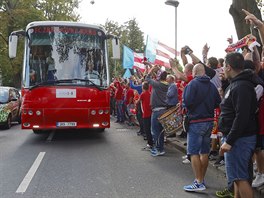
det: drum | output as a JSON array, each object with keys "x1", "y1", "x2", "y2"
[{"x1": 158, "y1": 103, "x2": 183, "y2": 136}]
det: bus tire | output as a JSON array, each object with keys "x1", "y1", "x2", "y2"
[{"x1": 97, "y1": 128, "x2": 105, "y2": 133}]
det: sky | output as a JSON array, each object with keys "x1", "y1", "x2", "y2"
[{"x1": 78, "y1": 0, "x2": 239, "y2": 61}]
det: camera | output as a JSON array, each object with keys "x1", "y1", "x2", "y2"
[{"x1": 184, "y1": 46, "x2": 192, "y2": 55}]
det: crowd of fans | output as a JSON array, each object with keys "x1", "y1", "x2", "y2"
[{"x1": 108, "y1": 9, "x2": 264, "y2": 198}]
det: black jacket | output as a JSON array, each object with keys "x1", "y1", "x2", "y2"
[{"x1": 218, "y1": 70, "x2": 258, "y2": 146}]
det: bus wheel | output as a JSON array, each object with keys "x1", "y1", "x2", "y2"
[
  {"x1": 97, "y1": 128, "x2": 105, "y2": 133},
  {"x1": 4, "y1": 115, "x2": 12, "y2": 129},
  {"x1": 33, "y1": 129, "x2": 44, "y2": 134}
]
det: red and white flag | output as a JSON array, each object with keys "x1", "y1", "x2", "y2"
[
  {"x1": 123, "y1": 45, "x2": 145, "y2": 71},
  {"x1": 145, "y1": 35, "x2": 179, "y2": 68}
]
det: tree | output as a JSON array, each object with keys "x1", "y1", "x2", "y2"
[
  {"x1": 103, "y1": 18, "x2": 145, "y2": 79},
  {"x1": 0, "y1": 0, "x2": 81, "y2": 87},
  {"x1": 122, "y1": 18, "x2": 144, "y2": 53},
  {"x1": 36, "y1": 0, "x2": 80, "y2": 21},
  {"x1": 103, "y1": 20, "x2": 123, "y2": 79},
  {"x1": 230, "y1": 0, "x2": 262, "y2": 43}
]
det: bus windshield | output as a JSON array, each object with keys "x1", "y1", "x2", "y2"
[{"x1": 26, "y1": 26, "x2": 107, "y2": 87}]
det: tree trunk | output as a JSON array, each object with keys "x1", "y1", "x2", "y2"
[{"x1": 230, "y1": 0, "x2": 262, "y2": 43}]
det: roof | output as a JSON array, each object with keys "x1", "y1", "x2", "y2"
[{"x1": 26, "y1": 21, "x2": 106, "y2": 33}]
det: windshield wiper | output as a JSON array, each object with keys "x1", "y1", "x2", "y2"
[
  {"x1": 29, "y1": 79, "x2": 103, "y2": 91},
  {"x1": 73, "y1": 78, "x2": 103, "y2": 91},
  {"x1": 29, "y1": 81, "x2": 57, "y2": 90}
]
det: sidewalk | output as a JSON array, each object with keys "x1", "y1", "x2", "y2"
[{"x1": 166, "y1": 128, "x2": 264, "y2": 198}]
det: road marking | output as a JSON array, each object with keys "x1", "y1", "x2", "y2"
[
  {"x1": 16, "y1": 152, "x2": 46, "y2": 194},
  {"x1": 46, "y1": 131, "x2": 55, "y2": 142}
]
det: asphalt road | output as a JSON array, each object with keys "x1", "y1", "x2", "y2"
[{"x1": 0, "y1": 118, "x2": 227, "y2": 198}]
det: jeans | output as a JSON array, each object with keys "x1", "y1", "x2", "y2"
[
  {"x1": 116, "y1": 100, "x2": 124, "y2": 122},
  {"x1": 224, "y1": 135, "x2": 256, "y2": 184},
  {"x1": 136, "y1": 103, "x2": 144, "y2": 133},
  {"x1": 151, "y1": 109, "x2": 166, "y2": 152},
  {"x1": 143, "y1": 117, "x2": 153, "y2": 147},
  {"x1": 110, "y1": 97, "x2": 116, "y2": 115},
  {"x1": 187, "y1": 121, "x2": 214, "y2": 155}
]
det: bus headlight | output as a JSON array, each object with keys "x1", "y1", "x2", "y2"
[
  {"x1": 23, "y1": 123, "x2": 30, "y2": 127},
  {"x1": 91, "y1": 110, "x2": 96, "y2": 115},
  {"x1": 104, "y1": 110, "x2": 109, "y2": 114},
  {"x1": 28, "y1": 110, "x2": 33, "y2": 115},
  {"x1": 98, "y1": 110, "x2": 104, "y2": 115},
  {"x1": 102, "y1": 122, "x2": 109, "y2": 126},
  {"x1": 36, "y1": 111, "x2": 41, "y2": 116}
]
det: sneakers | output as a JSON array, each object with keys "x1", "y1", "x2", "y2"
[
  {"x1": 182, "y1": 158, "x2": 191, "y2": 164},
  {"x1": 141, "y1": 144, "x2": 152, "y2": 151},
  {"x1": 215, "y1": 188, "x2": 234, "y2": 198},
  {"x1": 252, "y1": 172, "x2": 264, "y2": 188},
  {"x1": 209, "y1": 150, "x2": 219, "y2": 161},
  {"x1": 151, "y1": 148, "x2": 165, "y2": 157},
  {"x1": 179, "y1": 131, "x2": 187, "y2": 138},
  {"x1": 182, "y1": 155, "x2": 191, "y2": 164},
  {"x1": 183, "y1": 180, "x2": 206, "y2": 192},
  {"x1": 214, "y1": 156, "x2": 225, "y2": 167}
]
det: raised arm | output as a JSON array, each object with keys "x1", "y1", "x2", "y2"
[
  {"x1": 202, "y1": 43, "x2": 210, "y2": 64},
  {"x1": 169, "y1": 58, "x2": 188, "y2": 82},
  {"x1": 243, "y1": 9, "x2": 264, "y2": 45},
  {"x1": 180, "y1": 47, "x2": 188, "y2": 66}
]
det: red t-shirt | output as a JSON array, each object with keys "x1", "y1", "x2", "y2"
[
  {"x1": 125, "y1": 88, "x2": 134, "y2": 105},
  {"x1": 140, "y1": 90, "x2": 152, "y2": 118},
  {"x1": 114, "y1": 82, "x2": 123, "y2": 100},
  {"x1": 109, "y1": 85, "x2": 115, "y2": 97},
  {"x1": 177, "y1": 75, "x2": 193, "y2": 103}
]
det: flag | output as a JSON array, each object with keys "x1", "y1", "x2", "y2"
[
  {"x1": 145, "y1": 35, "x2": 179, "y2": 68},
  {"x1": 122, "y1": 45, "x2": 145, "y2": 71},
  {"x1": 123, "y1": 69, "x2": 131, "y2": 79}
]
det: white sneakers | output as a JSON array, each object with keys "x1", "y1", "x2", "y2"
[
  {"x1": 252, "y1": 172, "x2": 264, "y2": 188},
  {"x1": 182, "y1": 155, "x2": 191, "y2": 164}
]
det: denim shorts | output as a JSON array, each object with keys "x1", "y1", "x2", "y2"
[
  {"x1": 187, "y1": 121, "x2": 214, "y2": 155},
  {"x1": 256, "y1": 135, "x2": 264, "y2": 150},
  {"x1": 225, "y1": 135, "x2": 256, "y2": 184}
]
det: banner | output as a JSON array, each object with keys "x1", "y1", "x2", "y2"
[
  {"x1": 122, "y1": 45, "x2": 145, "y2": 71},
  {"x1": 145, "y1": 35, "x2": 179, "y2": 68}
]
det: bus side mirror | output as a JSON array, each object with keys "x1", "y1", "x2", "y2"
[
  {"x1": 9, "y1": 35, "x2": 18, "y2": 58},
  {"x1": 112, "y1": 38, "x2": 120, "y2": 59}
]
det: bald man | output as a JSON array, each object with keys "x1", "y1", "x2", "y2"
[{"x1": 183, "y1": 63, "x2": 221, "y2": 192}]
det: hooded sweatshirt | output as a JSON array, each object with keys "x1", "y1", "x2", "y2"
[
  {"x1": 183, "y1": 75, "x2": 221, "y2": 121},
  {"x1": 218, "y1": 70, "x2": 258, "y2": 146}
]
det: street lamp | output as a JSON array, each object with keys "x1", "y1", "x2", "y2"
[{"x1": 165, "y1": 0, "x2": 179, "y2": 58}]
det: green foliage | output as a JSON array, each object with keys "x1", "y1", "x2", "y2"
[
  {"x1": 0, "y1": 1, "x2": 145, "y2": 84},
  {"x1": 103, "y1": 18, "x2": 145, "y2": 80},
  {"x1": 0, "y1": 0, "x2": 81, "y2": 87}
]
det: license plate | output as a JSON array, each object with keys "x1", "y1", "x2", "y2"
[{"x1": 56, "y1": 122, "x2": 77, "y2": 127}]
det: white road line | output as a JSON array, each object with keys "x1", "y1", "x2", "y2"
[
  {"x1": 46, "y1": 131, "x2": 55, "y2": 142},
  {"x1": 16, "y1": 152, "x2": 46, "y2": 194}
]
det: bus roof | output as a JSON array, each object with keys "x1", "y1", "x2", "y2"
[{"x1": 26, "y1": 21, "x2": 106, "y2": 33}]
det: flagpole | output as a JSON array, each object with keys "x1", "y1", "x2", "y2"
[{"x1": 165, "y1": 0, "x2": 179, "y2": 58}]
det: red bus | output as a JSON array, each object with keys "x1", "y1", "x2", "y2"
[{"x1": 9, "y1": 21, "x2": 120, "y2": 134}]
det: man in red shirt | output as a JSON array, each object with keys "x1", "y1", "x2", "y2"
[
  {"x1": 109, "y1": 83, "x2": 116, "y2": 116},
  {"x1": 125, "y1": 82, "x2": 135, "y2": 125},
  {"x1": 114, "y1": 80, "x2": 125, "y2": 123},
  {"x1": 139, "y1": 82, "x2": 153, "y2": 149}
]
